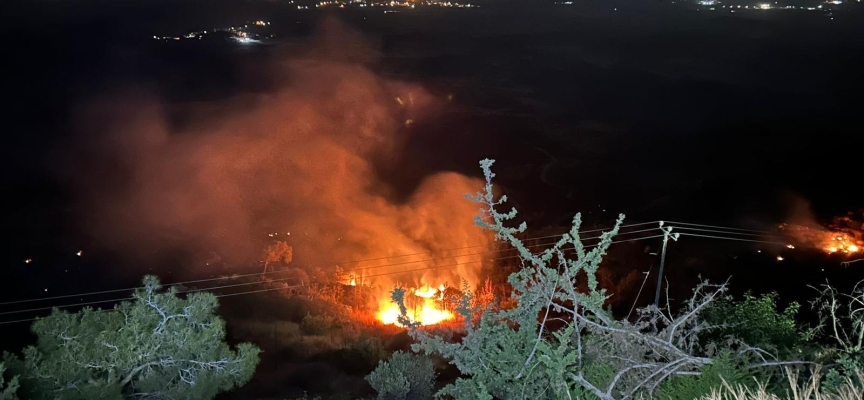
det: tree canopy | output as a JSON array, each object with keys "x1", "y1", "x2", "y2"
[{"x1": 4, "y1": 276, "x2": 260, "y2": 400}]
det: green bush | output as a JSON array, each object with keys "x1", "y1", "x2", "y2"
[
  {"x1": 811, "y1": 281, "x2": 864, "y2": 392},
  {"x1": 3, "y1": 276, "x2": 259, "y2": 400},
  {"x1": 656, "y1": 353, "x2": 753, "y2": 400},
  {"x1": 702, "y1": 292, "x2": 812, "y2": 359},
  {"x1": 300, "y1": 312, "x2": 338, "y2": 335},
  {"x1": 366, "y1": 351, "x2": 436, "y2": 400},
  {"x1": 0, "y1": 362, "x2": 19, "y2": 400}
]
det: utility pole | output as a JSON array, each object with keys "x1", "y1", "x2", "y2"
[{"x1": 653, "y1": 222, "x2": 680, "y2": 308}]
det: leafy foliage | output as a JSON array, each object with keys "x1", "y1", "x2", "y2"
[
  {"x1": 300, "y1": 312, "x2": 338, "y2": 335},
  {"x1": 390, "y1": 159, "x2": 800, "y2": 400},
  {"x1": 656, "y1": 353, "x2": 752, "y2": 400},
  {"x1": 702, "y1": 293, "x2": 813, "y2": 359},
  {"x1": 811, "y1": 280, "x2": 864, "y2": 392},
  {"x1": 5, "y1": 276, "x2": 260, "y2": 400},
  {"x1": 366, "y1": 351, "x2": 436, "y2": 400},
  {"x1": 0, "y1": 363, "x2": 19, "y2": 400}
]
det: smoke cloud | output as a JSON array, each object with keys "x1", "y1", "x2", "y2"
[{"x1": 62, "y1": 20, "x2": 492, "y2": 290}]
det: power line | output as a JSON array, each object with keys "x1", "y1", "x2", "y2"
[
  {"x1": 662, "y1": 221, "x2": 773, "y2": 234},
  {"x1": 0, "y1": 284, "x2": 306, "y2": 326},
  {"x1": 339, "y1": 226, "x2": 663, "y2": 274},
  {"x1": 677, "y1": 233, "x2": 789, "y2": 246},
  {"x1": 333, "y1": 220, "x2": 661, "y2": 265},
  {"x1": 0, "y1": 276, "x2": 302, "y2": 317},
  {"x1": 1, "y1": 223, "x2": 794, "y2": 317},
  {"x1": 0, "y1": 232, "x2": 668, "y2": 323},
  {"x1": 666, "y1": 225, "x2": 784, "y2": 239},
  {"x1": 3, "y1": 227, "x2": 805, "y2": 325},
  {"x1": 2, "y1": 220, "x2": 789, "y2": 309},
  {"x1": 1, "y1": 223, "x2": 660, "y2": 308},
  {"x1": 0, "y1": 269, "x2": 303, "y2": 307}
]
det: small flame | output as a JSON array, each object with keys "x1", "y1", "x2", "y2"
[
  {"x1": 413, "y1": 286, "x2": 438, "y2": 298},
  {"x1": 349, "y1": 278, "x2": 356, "y2": 286}
]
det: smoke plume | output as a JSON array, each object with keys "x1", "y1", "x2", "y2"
[{"x1": 62, "y1": 20, "x2": 492, "y2": 291}]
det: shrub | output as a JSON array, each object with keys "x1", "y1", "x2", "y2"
[
  {"x1": 391, "y1": 159, "x2": 805, "y2": 400},
  {"x1": 702, "y1": 293, "x2": 812, "y2": 360},
  {"x1": 366, "y1": 351, "x2": 436, "y2": 400},
  {"x1": 3, "y1": 276, "x2": 259, "y2": 400},
  {"x1": 656, "y1": 353, "x2": 753, "y2": 400},
  {"x1": 301, "y1": 312, "x2": 338, "y2": 335},
  {"x1": 0, "y1": 362, "x2": 19, "y2": 400},
  {"x1": 811, "y1": 280, "x2": 864, "y2": 392}
]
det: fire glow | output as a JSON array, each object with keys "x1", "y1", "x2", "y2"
[
  {"x1": 779, "y1": 223, "x2": 863, "y2": 255},
  {"x1": 376, "y1": 284, "x2": 454, "y2": 326},
  {"x1": 826, "y1": 235, "x2": 860, "y2": 254}
]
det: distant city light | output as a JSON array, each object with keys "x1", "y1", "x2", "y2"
[{"x1": 759, "y1": 3, "x2": 772, "y2": 9}]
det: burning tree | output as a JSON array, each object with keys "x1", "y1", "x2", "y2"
[
  {"x1": 391, "y1": 159, "x2": 798, "y2": 400},
  {"x1": 262, "y1": 241, "x2": 294, "y2": 273}
]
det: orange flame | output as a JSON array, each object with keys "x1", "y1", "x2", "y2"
[
  {"x1": 375, "y1": 284, "x2": 454, "y2": 326},
  {"x1": 779, "y1": 223, "x2": 863, "y2": 255}
]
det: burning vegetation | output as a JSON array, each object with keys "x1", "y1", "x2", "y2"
[
  {"x1": 66, "y1": 20, "x2": 496, "y2": 331},
  {"x1": 779, "y1": 210, "x2": 864, "y2": 256}
]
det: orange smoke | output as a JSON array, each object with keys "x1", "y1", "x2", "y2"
[{"x1": 63, "y1": 20, "x2": 491, "y2": 320}]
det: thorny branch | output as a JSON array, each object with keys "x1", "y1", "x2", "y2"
[{"x1": 396, "y1": 159, "x2": 806, "y2": 400}]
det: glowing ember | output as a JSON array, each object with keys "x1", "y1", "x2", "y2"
[
  {"x1": 349, "y1": 278, "x2": 356, "y2": 286},
  {"x1": 826, "y1": 234, "x2": 861, "y2": 254}
]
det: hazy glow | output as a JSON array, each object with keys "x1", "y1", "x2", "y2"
[{"x1": 68, "y1": 21, "x2": 491, "y2": 321}]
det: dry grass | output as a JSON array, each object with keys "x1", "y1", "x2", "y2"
[{"x1": 700, "y1": 368, "x2": 863, "y2": 400}]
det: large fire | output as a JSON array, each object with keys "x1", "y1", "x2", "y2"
[{"x1": 376, "y1": 284, "x2": 454, "y2": 326}]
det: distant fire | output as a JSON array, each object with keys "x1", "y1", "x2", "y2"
[
  {"x1": 779, "y1": 215, "x2": 863, "y2": 255},
  {"x1": 375, "y1": 284, "x2": 454, "y2": 326}
]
